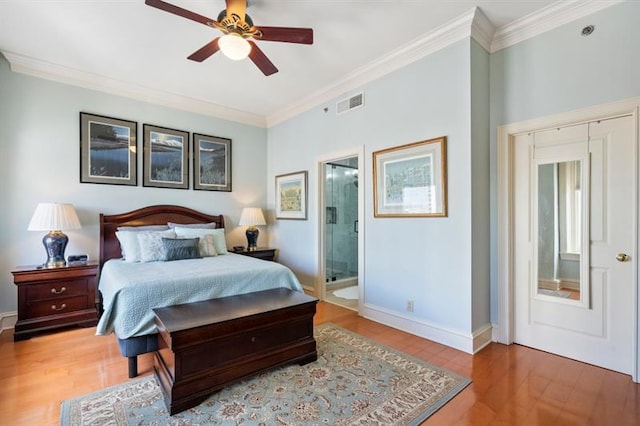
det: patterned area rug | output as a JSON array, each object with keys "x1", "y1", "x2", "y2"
[{"x1": 60, "y1": 323, "x2": 470, "y2": 425}]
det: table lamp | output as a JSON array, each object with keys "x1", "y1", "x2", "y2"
[
  {"x1": 238, "y1": 207, "x2": 266, "y2": 251},
  {"x1": 28, "y1": 203, "x2": 81, "y2": 268}
]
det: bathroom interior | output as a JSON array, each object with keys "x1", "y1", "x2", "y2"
[{"x1": 323, "y1": 156, "x2": 359, "y2": 310}]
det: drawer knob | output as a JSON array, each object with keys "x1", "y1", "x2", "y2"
[
  {"x1": 51, "y1": 304, "x2": 67, "y2": 311},
  {"x1": 51, "y1": 287, "x2": 66, "y2": 294},
  {"x1": 251, "y1": 336, "x2": 256, "y2": 343}
]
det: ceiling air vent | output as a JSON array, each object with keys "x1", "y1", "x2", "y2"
[{"x1": 336, "y1": 92, "x2": 364, "y2": 115}]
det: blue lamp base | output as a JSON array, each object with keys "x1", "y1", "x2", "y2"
[
  {"x1": 245, "y1": 227, "x2": 259, "y2": 251},
  {"x1": 42, "y1": 231, "x2": 68, "y2": 268}
]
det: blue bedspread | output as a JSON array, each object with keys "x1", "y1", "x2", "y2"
[{"x1": 96, "y1": 254, "x2": 303, "y2": 339}]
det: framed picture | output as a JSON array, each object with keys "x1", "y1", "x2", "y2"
[
  {"x1": 142, "y1": 124, "x2": 189, "y2": 189},
  {"x1": 373, "y1": 136, "x2": 447, "y2": 217},
  {"x1": 193, "y1": 133, "x2": 232, "y2": 192},
  {"x1": 276, "y1": 171, "x2": 308, "y2": 220},
  {"x1": 80, "y1": 112, "x2": 137, "y2": 186}
]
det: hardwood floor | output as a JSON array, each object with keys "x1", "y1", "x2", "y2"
[{"x1": 1, "y1": 302, "x2": 638, "y2": 425}]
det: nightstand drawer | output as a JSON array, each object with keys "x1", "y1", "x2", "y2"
[
  {"x1": 26, "y1": 279, "x2": 88, "y2": 300},
  {"x1": 26, "y1": 295, "x2": 91, "y2": 318}
]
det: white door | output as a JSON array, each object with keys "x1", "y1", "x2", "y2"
[{"x1": 513, "y1": 115, "x2": 635, "y2": 375}]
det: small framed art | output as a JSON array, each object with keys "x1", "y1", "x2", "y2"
[
  {"x1": 193, "y1": 133, "x2": 232, "y2": 192},
  {"x1": 373, "y1": 136, "x2": 448, "y2": 217},
  {"x1": 276, "y1": 171, "x2": 308, "y2": 220},
  {"x1": 80, "y1": 112, "x2": 137, "y2": 186},
  {"x1": 142, "y1": 124, "x2": 189, "y2": 189}
]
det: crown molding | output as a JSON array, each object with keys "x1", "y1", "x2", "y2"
[
  {"x1": 267, "y1": 7, "x2": 488, "y2": 127},
  {"x1": 2, "y1": 51, "x2": 267, "y2": 128},
  {"x1": 490, "y1": 0, "x2": 625, "y2": 53},
  {"x1": 470, "y1": 7, "x2": 495, "y2": 52},
  {"x1": 3, "y1": 2, "x2": 624, "y2": 128}
]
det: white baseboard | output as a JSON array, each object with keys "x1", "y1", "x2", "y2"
[
  {"x1": 472, "y1": 323, "x2": 494, "y2": 353},
  {"x1": 492, "y1": 323, "x2": 501, "y2": 343},
  {"x1": 360, "y1": 303, "x2": 492, "y2": 354},
  {"x1": 0, "y1": 311, "x2": 17, "y2": 333}
]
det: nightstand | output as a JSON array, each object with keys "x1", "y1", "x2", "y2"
[
  {"x1": 235, "y1": 247, "x2": 277, "y2": 261},
  {"x1": 12, "y1": 261, "x2": 100, "y2": 341}
]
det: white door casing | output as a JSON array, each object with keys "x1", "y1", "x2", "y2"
[{"x1": 497, "y1": 97, "x2": 640, "y2": 382}]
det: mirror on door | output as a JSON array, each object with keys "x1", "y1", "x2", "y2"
[{"x1": 537, "y1": 160, "x2": 585, "y2": 301}]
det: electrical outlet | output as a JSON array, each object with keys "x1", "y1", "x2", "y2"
[{"x1": 406, "y1": 300, "x2": 414, "y2": 312}]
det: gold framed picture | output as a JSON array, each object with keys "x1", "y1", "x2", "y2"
[{"x1": 373, "y1": 136, "x2": 447, "y2": 217}]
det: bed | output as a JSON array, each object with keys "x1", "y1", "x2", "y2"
[{"x1": 96, "y1": 205, "x2": 303, "y2": 378}]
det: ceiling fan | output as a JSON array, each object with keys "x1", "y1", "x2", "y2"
[{"x1": 145, "y1": 0, "x2": 314, "y2": 76}]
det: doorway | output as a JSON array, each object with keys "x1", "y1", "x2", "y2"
[
  {"x1": 321, "y1": 156, "x2": 359, "y2": 310},
  {"x1": 497, "y1": 98, "x2": 640, "y2": 382}
]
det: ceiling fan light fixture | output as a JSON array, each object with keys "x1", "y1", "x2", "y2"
[{"x1": 219, "y1": 33, "x2": 251, "y2": 60}]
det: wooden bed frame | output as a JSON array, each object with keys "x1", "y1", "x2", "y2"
[
  {"x1": 99, "y1": 205, "x2": 225, "y2": 377},
  {"x1": 100, "y1": 204, "x2": 224, "y2": 265}
]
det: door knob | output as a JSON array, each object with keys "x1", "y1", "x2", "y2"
[{"x1": 616, "y1": 253, "x2": 630, "y2": 262}]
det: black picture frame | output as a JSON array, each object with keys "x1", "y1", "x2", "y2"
[
  {"x1": 80, "y1": 112, "x2": 137, "y2": 186},
  {"x1": 143, "y1": 124, "x2": 189, "y2": 189},
  {"x1": 193, "y1": 133, "x2": 232, "y2": 192}
]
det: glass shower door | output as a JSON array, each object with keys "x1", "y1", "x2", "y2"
[{"x1": 324, "y1": 159, "x2": 358, "y2": 285}]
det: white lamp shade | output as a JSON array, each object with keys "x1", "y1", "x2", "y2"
[
  {"x1": 28, "y1": 203, "x2": 81, "y2": 231},
  {"x1": 238, "y1": 207, "x2": 266, "y2": 226},
  {"x1": 218, "y1": 33, "x2": 251, "y2": 60}
]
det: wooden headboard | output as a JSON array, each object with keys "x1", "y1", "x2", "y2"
[{"x1": 99, "y1": 205, "x2": 225, "y2": 267}]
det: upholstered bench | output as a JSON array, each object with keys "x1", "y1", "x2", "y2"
[{"x1": 152, "y1": 287, "x2": 318, "y2": 415}]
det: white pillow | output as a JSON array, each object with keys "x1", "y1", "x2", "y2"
[
  {"x1": 116, "y1": 229, "x2": 175, "y2": 262},
  {"x1": 137, "y1": 230, "x2": 177, "y2": 263},
  {"x1": 115, "y1": 231, "x2": 141, "y2": 262},
  {"x1": 173, "y1": 227, "x2": 228, "y2": 255}
]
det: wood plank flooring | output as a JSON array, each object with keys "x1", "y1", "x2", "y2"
[{"x1": 0, "y1": 301, "x2": 638, "y2": 425}]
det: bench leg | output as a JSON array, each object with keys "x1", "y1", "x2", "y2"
[{"x1": 128, "y1": 356, "x2": 138, "y2": 378}]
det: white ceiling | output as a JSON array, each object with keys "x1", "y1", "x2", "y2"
[{"x1": 0, "y1": 1, "x2": 615, "y2": 126}]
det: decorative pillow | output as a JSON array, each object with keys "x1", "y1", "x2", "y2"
[
  {"x1": 167, "y1": 221, "x2": 217, "y2": 229},
  {"x1": 198, "y1": 234, "x2": 218, "y2": 257},
  {"x1": 137, "y1": 230, "x2": 177, "y2": 263},
  {"x1": 173, "y1": 227, "x2": 228, "y2": 255},
  {"x1": 162, "y1": 237, "x2": 201, "y2": 261}
]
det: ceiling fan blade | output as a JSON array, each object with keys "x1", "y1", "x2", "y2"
[
  {"x1": 255, "y1": 27, "x2": 313, "y2": 44},
  {"x1": 248, "y1": 41, "x2": 278, "y2": 76},
  {"x1": 187, "y1": 38, "x2": 221, "y2": 62},
  {"x1": 225, "y1": 0, "x2": 247, "y2": 21},
  {"x1": 145, "y1": 0, "x2": 216, "y2": 26}
]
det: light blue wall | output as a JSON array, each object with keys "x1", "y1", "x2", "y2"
[
  {"x1": 488, "y1": 0, "x2": 640, "y2": 322},
  {"x1": 268, "y1": 39, "x2": 486, "y2": 334},
  {"x1": 470, "y1": 39, "x2": 491, "y2": 330},
  {"x1": 0, "y1": 54, "x2": 268, "y2": 315}
]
